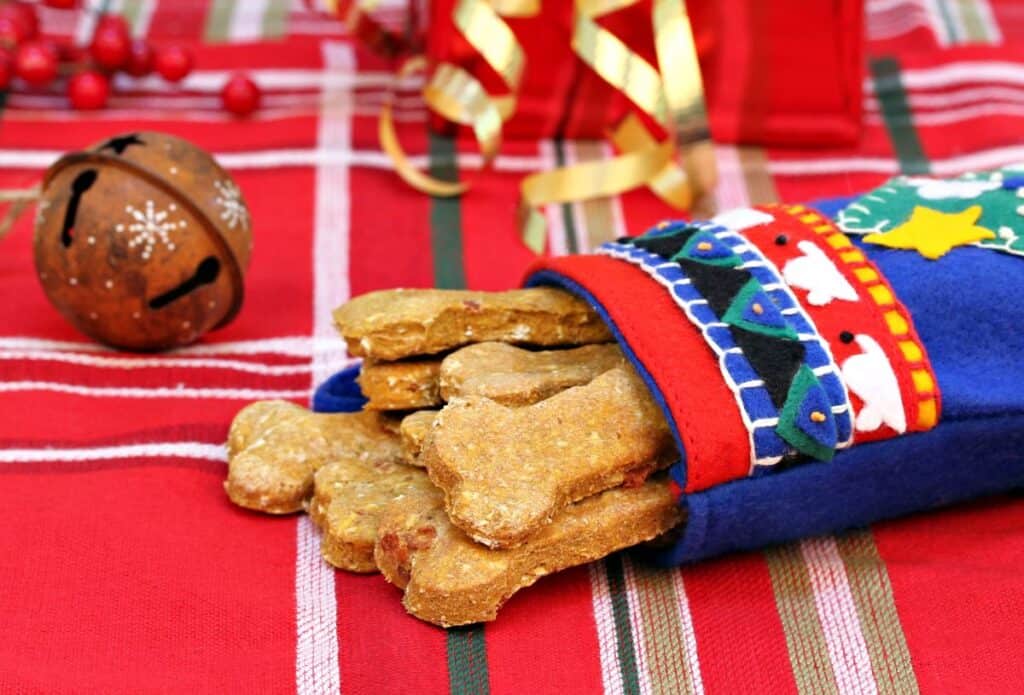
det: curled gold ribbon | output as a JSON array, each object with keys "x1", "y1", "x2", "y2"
[
  {"x1": 364, "y1": 0, "x2": 716, "y2": 251},
  {"x1": 380, "y1": 59, "x2": 470, "y2": 197},
  {"x1": 378, "y1": 0, "x2": 536, "y2": 198},
  {"x1": 517, "y1": 0, "x2": 716, "y2": 250}
]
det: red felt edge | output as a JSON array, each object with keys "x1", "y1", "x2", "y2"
[{"x1": 527, "y1": 255, "x2": 752, "y2": 493}]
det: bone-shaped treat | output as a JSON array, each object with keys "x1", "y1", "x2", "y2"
[
  {"x1": 224, "y1": 400, "x2": 402, "y2": 514},
  {"x1": 374, "y1": 475, "x2": 682, "y2": 626},
  {"x1": 439, "y1": 342, "x2": 625, "y2": 407},
  {"x1": 310, "y1": 458, "x2": 435, "y2": 572},
  {"x1": 399, "y1": 410, "x2": 438, "y2": 466},
  {"x1": 333, "y1": 288, "x2": 612, "y2": 361},
  {"x1": 421, "y1": 366, "x2": 676, "y2": 547},
  {"x1": 357, "y1": 358, "x2": 442, "y2": 411}
]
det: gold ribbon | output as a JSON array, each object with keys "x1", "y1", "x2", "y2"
[
  {"x1": 517, "y1": 0, "x2": 714, "y2": 250},
  {"x1": 368, "y1": 0, "x2": 715, "y2": 252},
  {"x1": 377, "y1": 0, "x2": 536, "y2": 196}
]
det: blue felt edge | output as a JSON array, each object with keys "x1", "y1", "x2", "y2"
[{"x1": 312, "y1": 363, "x2": 367, "y2": 414}]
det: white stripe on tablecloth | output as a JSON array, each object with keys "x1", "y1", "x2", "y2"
[
  {"x1": 864, "y1": 61, "x2": 1024, "y2": 92},
  {"x1": 671, "y1": 571, "x2": 706, "y2": 695},
  {"x1": 0, "y1": 381, "x2": 309, "y2": 399},
  {"x1": 622, "y1": 560, "x2": 655, "y2": 695},
  {"x1": 0, "y1": 147, "x2": 544, "y2": 173},
  {"x1": 800, "y1": 538, "x2": 879, "y2": 695},
  {"x1": 0, "y1": 336, "x2": 319, "y2": 357},
  {"x1": 769, "y1": 143, "x2": 1024, "y2": 178},
  {"x1": 538, "y1": 141, "x2": 569, "y2": 257},
  {"x1": 865, "y1": 85, "x2": 1024, "y2": 111},
  {"x1": 130, "y1": 0, "x2": 158, "y2": 38},
  {"x1": 589, "y1": 562, "x2": 626, "y2": 695},
  {"x1": 295, "y1": 40, "x2": 353, "y2": 695},
  {"x1": 975, "y1": 0, "x2": 1003, "y2": 44},
  {"x1": 113, "y1": 68, "x2": 424, "y2": 94},
  {"x1": 0, "y1": 442, "x2": 226, "y2": 464},
  {"x1": 866, "y1": 101, "x2": 1024, "y2": 127},
  {"x1": 712, "y1": 145, "x2": 751, "y2": 211},
  {"x1": 296, "y1": 516, "x2": 340, "y2": 695},
  {"x1": 229, "y1": 0, "x2": 272, "y2": 42},
  {"x1": 0, "y1": 350, "x2": 315, "y2": 375}
]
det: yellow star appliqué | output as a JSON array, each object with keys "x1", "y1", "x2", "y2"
[{"x1": 864, "y1": 205, "x2": 995, "y2": 260}]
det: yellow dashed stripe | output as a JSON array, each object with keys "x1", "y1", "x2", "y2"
[
  {"x1": 911, "y1": 369, "x2": 934, "y2": 394},
  {"x1": 854, "y1": 267, "x2": 879, "y2": 283},
  {"x1": 899, "y1": 340, "x2": 923, "y2": 361},
  {"x1": 827, "y1": 234, "x2": 853, "y2": 250},
  {"x1": 777, "y1": 206, "x2": 939, "y2": 432},
  {"x1": 884, "y1": 310, "x2": 909, "y2": 335},
  {"x1": 868, "y1": 285, "x2": 894, "y2": 306},
  {"x1": 917, "y1": 399, "x2": 938, "y2": 428}
]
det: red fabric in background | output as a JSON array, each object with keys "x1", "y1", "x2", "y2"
[
  {"x1": 428, "y1": 0, "x2": 864, "y2": 145},
  {"x1": 2, "y1": 2, "x2": 1024, "y2": 693}
]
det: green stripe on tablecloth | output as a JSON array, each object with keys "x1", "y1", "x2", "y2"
[
  {"x1": 606, "y1": 554, "x2": 642, "y2": 695},
  {"x1": 554, "y1": 140, "x2": 580, "y2": 254},
  {"x1": 447, "y1": 625, "x2": 490, "y2": 695},
  {"x1": 204, "y1": 0, "x2": 236, "y2": 43},
  {"x1": 628, "y1": 560, "x2": 696, "y2": 695},
  {"x1": 935, "y1": 0, "x2": 960, "y2": 43},
  {"x1": 576, "y1": 140, "x2": 618, "y2": 250},
  {"x1": 263, "y1": 0, "x2": 289, "y2": 40},
  {"x1": 428, "y1": 131, "x2": 486, "y2": 694},
  {"x1": 956, "y1": 0, "x2": 986, "y2": 41},
  {"x1": 870, "y1": 58, "x2": 930, "y2": 176},
  {"x1": 119, "y1": 0, "x2": 143, "y2": 35},
  {"x1": 738, "y1": 147, "x2": 780, "y2": 205},
  {"x1": 765, "y1": 544, "x2": 840, "y2": 695},
  {"x1": 429, "y1": 133, "x2": 467, "y2": 290},
  {"x1": 835, "y1": 532, "x2": 920, "y2": 695}
]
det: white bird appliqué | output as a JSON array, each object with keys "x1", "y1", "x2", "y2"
[
  {"x1": 711, "y1": 207, "x2": 775, "y2": 232},
  {"x1": 841, "y1": 334, "x2": 907, "y2": 434},
  {"x1": 782, "y1": 241, "x2": 859, "y2": 306}
]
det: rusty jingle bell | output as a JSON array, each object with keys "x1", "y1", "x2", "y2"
[{"x1": 33, "y1": 132, "x2": 251, "y2": 351}]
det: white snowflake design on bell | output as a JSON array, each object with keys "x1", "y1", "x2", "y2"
[
  {"x1": 115, "y1": 200, "x2": 187, "y2": 261},
  {"x1": 213, "y1": 179, "x2": 249, "y2": 231}
]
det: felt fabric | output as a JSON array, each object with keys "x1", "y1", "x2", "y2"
[
  {"x1": 578, "y1": 217, "x2": 856, "y2": 472},
  {"x1": 527, "y1": 193, "x2": 1024, "y2": 567},
  {"x1": 743, "y1": 204, "x2": 940, "y2": 441},
  {"x1": 838, "y1": 168, "x2": 1024, "y2": 258}
]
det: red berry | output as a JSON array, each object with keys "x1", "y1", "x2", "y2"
[
  {"x1": 0, "y1": 2, "x2": 36, "y2": 48},
  {"x1": 68, "y1": 70, "x2": 109, "y2": 110},
  {"x1": 91, "y1": 24, "x2": 130, "y2": 70},
  {"x1": 154, "y1": 44, "x2": 192, "y2": 83},
  {"x1": 95, "y1": 13, "x2": 129, "y2": 37},
  {"x1": 14, "y1": 39, "x2": 57, "y2": 85},
  {"x1": 123, "y1": 39, "x2": 153, "y2": 77},
  {"x1": 221, "y1": 73, "x2": 260, "y2": 116},
  {"x1": 43, "y1": 0, "x2": 78, "y2": 8},
  {"x1": 0, "y1": 49, "x2": 12, "y2": 90}
]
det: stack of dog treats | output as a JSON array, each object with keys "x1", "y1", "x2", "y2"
[{"x1": 225, "y1": 288, "x2": 684, "y2": 626}]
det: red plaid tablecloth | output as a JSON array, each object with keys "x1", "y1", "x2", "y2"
[{"x1": 2, "y1": 1, "x2": 1024, "y2": 693}]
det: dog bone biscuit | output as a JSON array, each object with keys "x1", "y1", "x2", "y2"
[
  {"x1": 399, "y1": 410, "x2": 438, "y2": 466},
  {"x1": 422, "y1": 366, "x2": 675, "y2": 547},
  {"x1": 357, "y1": 359, "x2": 443, "y2": 411},
  {"x1": 225, "y1": 401, "x2": 402, "y2": 514},
  {"x1": 374, "y1": 476, "x2": 682, "y2": 626},
  {"x1": 333, "y1": 287, "x2": 612, "y2": 360},
  {"x1": 439, "y1": 342, "x2": 624, "y2": 406},
  {"x1": 311, "y1": 458, "x2": 436, "y2": 573}
]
